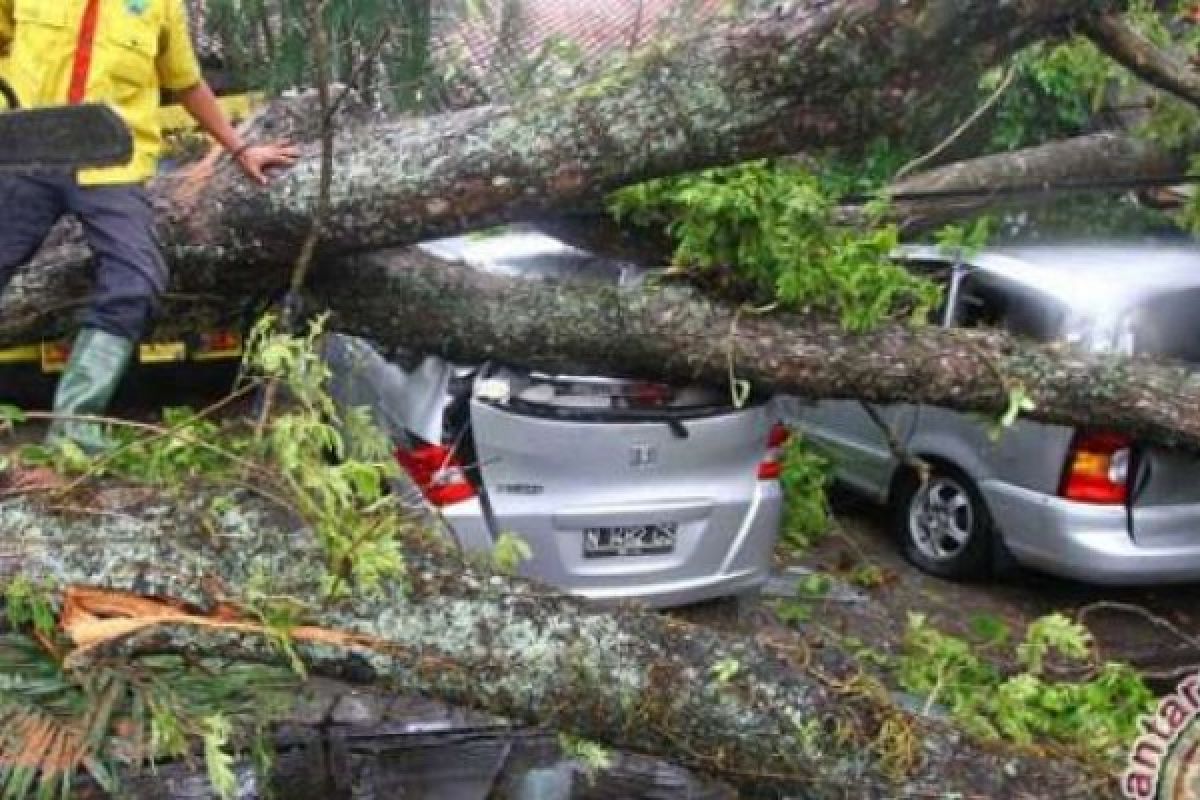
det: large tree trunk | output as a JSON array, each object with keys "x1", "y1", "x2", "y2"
[
  {"x1": 875, "y1": 132, "x2": 1195, "y2": 233},
  {"x1": 12, "y1": 0, "x2": 1200, "y2": 452},
  {"x1": 8, "y1": 242, "x2": 1200, "y2": 451},
  {"x1": 0, "y1": 492, "x2": 1116, "y2": 798},
  {"x1": 159, "y1": 0, "x2": 1128, "y2": 263}
]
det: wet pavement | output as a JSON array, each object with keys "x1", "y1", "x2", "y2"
[{"x1": 790, "y1": 492, "x2": 1200, "y2": 685}]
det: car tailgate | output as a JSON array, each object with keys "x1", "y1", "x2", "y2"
[
  {"x1": 1130, "y1": 446, "x2": 1200, "y2": 548},
  {"x1": 468, "y1": 386, "x2": 773, "y2": 591}
]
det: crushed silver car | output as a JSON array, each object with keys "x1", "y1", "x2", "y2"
[
  {"x1": 786, "y1": 242, "x2": 1200, "y2": 585},
  {"x1": 325, "y1": 230, "x2": 785, "y2": 608}
]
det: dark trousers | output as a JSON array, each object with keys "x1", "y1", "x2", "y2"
[{"x1": 0, "y1": 174, "x2": 167, "y2": 341}]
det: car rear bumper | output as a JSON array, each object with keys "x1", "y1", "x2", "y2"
[
  {"x1": 440, "y1": 484, "x2": 783, "y2": 608},
  {"x1": 981, "y1": 481, "x2": 1200, "y2": 584}
]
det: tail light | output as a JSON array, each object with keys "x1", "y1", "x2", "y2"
[
  {"x1": 1060, "y1": 431, "x2": 1132, "y2": 505},
  {"x1": 625, "y1": 382, "x2": 673, "y2": 409},
  {"x1": 395, "y1": 443, "x2": 476, "y2": 507},
  {"x1": 40, "y1": 340, "x2": 72, "y2": 373},
  {"x1": 757, "y1": 422, "x2": 791, "y2": 480},
  {"x1": 193, "y1": 329, "x2": 243, "y2": 361}
]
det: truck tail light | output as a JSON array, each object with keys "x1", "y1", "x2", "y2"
[
  {"x1": 395, "y1": 443, "x2": 476, "y2": 507},
  {"x1": 757, "y1": 422, "x2": 791, "y2": 481},
  {"x1": 193, "y1": 329, "x2": 243, "y2": 360},
  {"x1": 40, "y1": 340, "x2": 72, "y2": 373},
  {"x1": 1060, "y1": 431, "x2": 1132, "y2": 505}
]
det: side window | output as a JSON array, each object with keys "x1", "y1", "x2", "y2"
[
  {"x1": 953, "y1": 278, "x2": 1009, "y2": 330},
  {"x1": 952, "y1": 276, "x2": 1064, "y2": 343}
]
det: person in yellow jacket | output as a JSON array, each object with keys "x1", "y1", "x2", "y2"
[{"x1": 0, "y1": 0, "x2": 296, "y2": 453}]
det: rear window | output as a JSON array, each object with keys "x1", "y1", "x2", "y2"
[
  {"x1": 1125, "y1": 289, "x2": 1200, "y2": 364},
  {"x1": 513, "y1": 376, "x2": 728, "y2": 411},
  {"x1": 475, "y1": 366, "x2": 758, "y2": 422}
]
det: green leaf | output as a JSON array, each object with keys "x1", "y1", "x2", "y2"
[
  {"x1": 967, "y1": 613, "x2": 1011, "y2": 646},
  {"x1": 16, "y1": 444, "x2": 52, "y2": 467},
  {"x1": 709, "y1": 657, "x2": 740, "y2": 685},
  {"x1": 203, "y1": 714, "x2": 239, "y2": 800},
  {"x1": 491, "y1": 532, "x2": 533, "y2": 575},
  {"x1": 0, "y1": 405, "x2": 25, "y2": 425},
  {"x1": 1001, "y1": 385, "x2": 1037, "y2": 428},
  {"x1": 796, "y1": 572, "x2": 832, "y2": 599}
]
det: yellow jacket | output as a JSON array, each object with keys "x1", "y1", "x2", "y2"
[{"x1": 0, "y1": 0, "x2": 202, "y2": 185}]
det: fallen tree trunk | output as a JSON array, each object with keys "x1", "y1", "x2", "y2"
[
  {"x1": 9, "y1": 0, "x2": 1200, "y2": 450},
  {"x1": 8, "y1": 243, "x2": 1200, "y2": 452},
  {"x1": 0, "y1": 492, "x2": 1117, "y2": 798},
  {"x1": 540, "y1": 130, "x2": 1197, "y2": 252},
  {"x1": 317, "y1": 249, "x2": 1200, "y2": 451},
  {"x1": 160, "y1": 0, "x2": 1131, "y2": 264},
  {"x1": 873, "y1": 131, "x2": 1195, "y2": 233}
]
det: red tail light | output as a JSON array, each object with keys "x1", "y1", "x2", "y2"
[
  {"x1": 1060, "y1": 431, "x2": 1132, "y2": 505},
  {"x1": 395, "y1": 443, "x2": 476, "y2": 507},
  {"x1": 193, "y1": 329, "x2": 243, "y2": 359},
  {"x1": 626, "y1": 382, "x2": 673, "y2": 409},
  {"x1": 758, "y1": 422, "x2": 792, "y2": 481}
]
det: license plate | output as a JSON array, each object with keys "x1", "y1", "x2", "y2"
[{"x1": 582, "y1": 523, "x2": 677, "y2": 558}]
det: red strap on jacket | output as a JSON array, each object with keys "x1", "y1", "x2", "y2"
[{"x1": 67, "y1": 0, "x2": 103, "y2": 104}]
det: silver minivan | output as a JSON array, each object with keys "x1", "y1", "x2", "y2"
[
  {"x1": 325, "y1": 230, "x2": 785, "y2": 607},
  {"x1": 789, "y1": 242, "x2": 1200, "y2": 585}
]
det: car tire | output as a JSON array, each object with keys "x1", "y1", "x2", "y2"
[{"x1": 892, "y1": 465, "x2": 993, "y2": 580}]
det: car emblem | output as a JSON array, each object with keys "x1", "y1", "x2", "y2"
[
  {"x1": 126, "y1": 0, "x2": 149, "y2": 15},
  {"x1": 629, "y1": 443, "x2": 658, "y2": 469}
]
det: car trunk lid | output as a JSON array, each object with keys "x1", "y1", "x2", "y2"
[
  {"x1": 1129, "y1": 447, "x2": 1200, "y2": 548},
  {"x1": 468, "y1": 368, "x2": 773, "y2": 588}
]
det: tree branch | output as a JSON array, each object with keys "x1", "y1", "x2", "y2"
[{"x1": 1084, "y1": 13, "x2": 1200, "y2": 109}]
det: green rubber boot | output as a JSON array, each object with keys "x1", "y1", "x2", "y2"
[{"x1": 46, "y1": 328, "x2": 135, "y2": 455}]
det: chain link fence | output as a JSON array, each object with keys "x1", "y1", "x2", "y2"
[{"x1": 183, "y1": 0, "x2": 733, "y2": 112}]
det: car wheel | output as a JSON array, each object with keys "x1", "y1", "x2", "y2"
[{"x1": 892, "y1": 466, "x2": 992, "y2": 580}]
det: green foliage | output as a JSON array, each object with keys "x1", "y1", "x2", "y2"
[
  {"x1": 988, "y1": 384, "x2": 1038, "y2": 442},
  {"x1": 819, "y1": 138, "x2": 918, "y2": 197},
  {"x1": 557, "y1": 733, "x2": 613, "y2": 780},
  {"x1": 777, "y1": 435, "x2": 833, "y2": 553},
  {"x1": 491, "y1": 532, "x2": 533, "y2": 575},
  {"x1": 1016, "y1": 612, "x2": 1092, "y2": 675},
  {"x1": 983, "y1": 2, "x2": 1200, "y2": 156},
  {"x1": 108, "y1": 409, "x2": 249, "y2": 486},
  {"x1": 771, "y1": 572, "x2": 834, "y2": 626},
  {"x1": 934, "y1": 217, "x2": 992, "y2": 262},
  {"x1": 244, "y1": 314, "x2": 407, "y2": 598},
  {"x1": 202, "y1": 714, "x2": 238, "y2": 800},
  {"x1": 0, "y1": 634, "x2": 296, "y2": 799},
  {"x1": 0, "y1": 316, "x2": 422, "y2": 792},
  {"x1": 3, "y1": 578, "x2": 56, "y2": 636},
  {"x1": 897, "y1": 612, "x2": 1154, "y2": 761},
  {"x1": 709, "y1": 657, "x2": 741, "y2": 685},
  {"x1": 609, "y1": 160, "x2": 942, "y2": 331},
  {"x1": 985, "y1": 41, "x2": 1114, "y2": 151}
]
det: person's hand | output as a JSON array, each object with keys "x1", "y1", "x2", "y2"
[{"x1": 234, "y1": 141, "x2": 300, "y2": 185}]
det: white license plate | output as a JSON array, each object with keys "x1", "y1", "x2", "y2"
[{"x1": 582, "y1": 523, "x2": 677, "y2": 558}]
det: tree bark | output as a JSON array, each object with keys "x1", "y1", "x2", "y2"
[
  {"x1": 10, "y1": 0, "x2": 1198, "y2": 451},
  {"x1": 317, "y1": 249, "x2": 1200, "y2": 452},
  {"x1": 0, "y1": 493, "x2": 1117, "y2": 798},
  {"x1": 8, "y1": 232, "x2": 1200, "y2": 450},
  {"x1": 852, "y1": 131, "x2": 1194, "y2": 232},
  {"x1": 155, "y1": 0, "x2": 1129, "y2": 265},
  {"x1": 1083, "y1": 13, "x2": 1200, "y2": 109}
]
